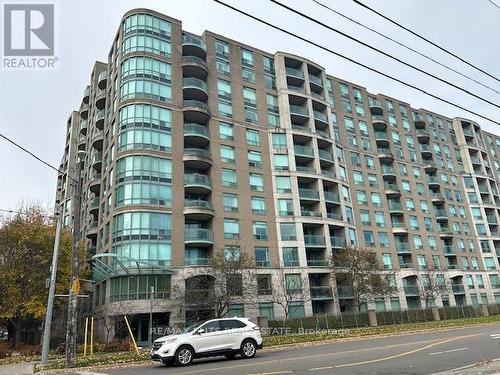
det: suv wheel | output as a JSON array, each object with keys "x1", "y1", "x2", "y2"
[
  {"x1": 240, "y1": 339, "x2": 256, "y2": 359},
  {"x1": 175, "y1": 346, "x2": 194, "y2": 366}
]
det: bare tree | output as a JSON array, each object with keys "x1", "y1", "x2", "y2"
[
  {"x1": 98, "y1": 301, "x2": 136, "y2": 343},
  {"x1": 415, "y1": 268, "x2": 449, "y2": 308},
  {"x1": 263, "y1": 269, "x2": 311, "y2": 319},
  {"x1": 176, "y1": 247, "x2": 258, "y2": 321},
  {"x1": 330, "y1": 246, "x2": 396, "y2": 313}
]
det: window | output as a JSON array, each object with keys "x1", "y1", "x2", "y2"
[
  {"x1": 275, "y1": 176, "x2": 291, "y2": 193},
  {"x1": 259, "y1": 303, "x2": 274, "y2": 319},
  {"x1": 249, "y1": 173, "x2": 264, "y2": 191},
  {"x1": 280, "y1": 223, "x2": 296, "y2": 241},
  {"x1": 285, "y1": 274, "x2": 302, "y2": 293},
  {"x1": 273, "y1": 154, "x2": 289, "y2": 171},
  {"x1": 278, "y1": 199, "x2": 294, "y2": 216},
  {"x1": 222, "y1": 193, "x2": 238, "y2": 212},
  {"x1": 382, "y1": 254, "x2": 392, "y2": 269},
  {"x1": 365, "y1": 156, "x2": 375, "y2": 169},
  {"x1": 360, "y1": 210, "x2": 371, "y2": 225},
  {"x1": 215, "y1": 39, "x2": 230, "y2": 57},
  {"x1": 219, "y1": 122, "x2": 234, "y2": 140},
  {"x1": 224, "y1": 246, "x2": 241, "y2": 261},
  {"x1": 368, "y1": 174, "x2": 378, "y2": 188},
  {"x1": 220, "y1": 145, "x2": 235, "y2": 163},
  {"x1": 243, "y1": 87, "x2": 258, "y2": 123},
  {"x1": 246, "y1": 129, "x2": 260, "y2": 146},
  {"x1": 272, "y1": 133, "x2": 287, "y2": 148},
  {"x1": 110, "y1": 274, "x2": 171, "y2": 302},
  {"x1": 363, "y1": 231, "x2": 375, "y2": 246},
  {"x1": 221, "y1": 168, "x2": 237, "y2": 188},
  {"x1": 402, "y1": 180, "x2": 411, "y2": 193},
  {"x1": 413, "y1": 235, "x2": 423, "y2": 249},
  {"x1": 253, "y1": 221, "x2": 268, "y2": 240},
  {"x1": 379, "y1": 232, "x2": 389, "y2": 247},
  {"x1": 371, "y1": 193, "x2": 382, "y2": 207},
  {"x1": 257, "y1": 275, "x2": 272, "y2": 295},
  {"x1": 255, "y1": 247, "x2": 269, "y2": 267},
  {"x1": 406, "y1": 198, "x2": 415, "y2": 211},
  {"x1": 224, "y1": 219, "x2": 240, "y2": 239},
  {"x1": 417, "y1": 255, "x2": 427, "y2": 269},
  {"x1": 353, "y1": 171, "x2": 364, "y2": 185},
  {"x1": 283, "y1": 248, "x2": 299, "y2": 266},
  {"x1": 375, "y1": 212, "x2": 385, "y2": 227},
  {"x1": 248, "y1": 151, "x2": 262, "y2": 168},
  {"x1": 251, "y1": 197, "x2": 266, "y2": 215}
]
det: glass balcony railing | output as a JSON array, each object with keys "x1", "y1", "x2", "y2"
[
  {"x1": 289, "y1": 105, "x2": 309, "y2": 116},
  {"x1": 183, "y1": 77, "x2": 208, "y2": 91},
  {"x1": 299, "y1": 188, "x2": 320, "y2": 200},
  {"x1": 308, "y1": 74, "x2": 323, "y2": 86},
  {"x1": 324, "y1": 191, "x2": 340, "y2": 203},
  {"x1": 304, "y1": 234, "x2": 326, "y2": 246},
  {"x1": 184, "y1": 228, "x2": 213, "y2": 242},
  {"x1": 184, "y1": 123, "x2": 209, "y2": 137},
  {"x1": 285, "y1": 67, "x2": 304, "y2": 78},
  {"x1": 318, "y1": 149, "x2": 334, "y2": 161},
  {"x1": 182, "y1": 33, "x2": 207, "y2": 50},
  {"x1": 330, "y1": 237, "x2": 346, "y2": 248},
  {"x1": 184, "y1": 200, "x2": 213, "y2": 209},
  {"x1": 294, "y1": 145, "x2": 314, "y2": 157},
  {"x1": 184, "y1": 173, "x2": 211, "y2": 187}
]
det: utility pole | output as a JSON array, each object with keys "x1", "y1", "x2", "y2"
[
  {"x1": 40, "y1": 205, "x2": 64, "y2": 365},
  {"x1": 65, "y1": 159, "x2": 83, "y2": 367}
]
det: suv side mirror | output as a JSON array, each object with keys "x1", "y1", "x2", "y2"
[{"x1": 196, "y1": 328, "x2": 205, "y2": 335}]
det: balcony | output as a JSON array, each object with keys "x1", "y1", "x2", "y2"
[
  {"x1": 308, "y1": 74, "x2": 323, "y2": 88},
  {"x1": 413, "y1": 114, "x2": 426, "y2": 128},
  {"x1": 381, "y1": 165, "x2": 396, "y2": 180},
  {"x1": 83, "y1": 86, "x2": 90, "y2": 104},
  {"x1": 462, "y1": 128, "x2": 474, "y2": 138},
  {"x1": 434, "y1": 209, "x2": 448, "y2": 222},
  {"x1": 369, "y1": 99, "x2": 384, "y2": 116},
  {"x1": 185, "y1": 257, "x2": 210, "y2": 266},
  {"x1": 80, "y1": 103, "x2": 89, "y2": 120},
  {"x1": 89, "y1": 173, "x2": 101, "y2": 194},
  {"x1": 424, "y1": 163, "x2": 437, "y2": 173},
  {"x1": 77, "y1": 135, "x2": 86, "y2": 151},
  {"x1": 384, "y1": 182, "x2": 401, "y2": 197},
  {"x1": 310, "y1": 286, "x2": 333, "y2": 300},
  {"x1": 184, "y1": 123, "x2": 210, "y2": 147},
  {"x1": 86, "y1": 221, "x2": 98, "y2": 240},
  {"x1": 304, "y1": 234, "x2": 326, "y2": 247},
  {"x1": 428, "y1": 176, "x2": 440, "y2": 187},
  {"x1": 184, "y1": 199, "x2": 214, "y2": 219},
  {"x1": 95, "y1": 109, "x2": 105, "y2": 130},
  {"x1": 184, "y1": 228, "x2": 213, "y2": 246},
  {"x1": 438, "y1": 228, "x2": 454, "y2": 238},
  {"x1": 79, "y1": 120, "x2": 88, "y2": 136},
  {"x1": 313, "y1": 110, "x2": 328, "y2": 126},
  {"x1": 393, "y1": 223, "x2": 409, "y2": 235},
  {"x1": 470, "y1": 156, "x2": 481, "y2": 165},
  {"x1": 324, "y1": 191, "x2": 340, "y2": 204},
  {"x1": 330, "y1": 236, "x2": 346, "y2": 249},
  {"x1": 296, "y1": 166, "x2": 316, "y2": 174},
  {"x1": 404, "y1": 285, "x2": 419, "y2": 296},
  {"x1": 416, "y1": 129, "x2": 430, "y2": 142},
  {"x1": 286, "y1": 67, "x2": 305, "y2": 86},
  {"x1": 452, "y1": 284, "x2": 465, "y2": 294},
  {"x1": 431, "y1": 193, "x2": 445, "y2": 204},
  {"x1": 97, "y1": 71, "x2": 107, "y2": 90},
  {"x1": 89, "y1": 198, "x2": 99, "y2": 215},
  {"x1": 377, "y1": 148, "x2": 394, "y2": 163},
  {"x1": 371, "y1": 115, "x2": 387, "y2": 130},
  {"x1": 299, "y1": 188, "x2": 320, "y2": 201},
  {"x1": 337, "y1": 286, "x2": 354, "y2": 298},
  {"x1": 318, "y1": 149, "x2": 334, "y2": 163},
  {"x1": 294, "y1": 145, "x2": 314, "y2": 158},
  {"x1": 290, "y1": 105, "x2": 309, "y2": 123},
  {"x1": 91, "y1": 152, "x2": 102, "y2": 170},
  {"x1": 182, "y1": 33, "x2": 207, "y2": 58},
  {"x1": 375, "y1": 131, "x2": 389, "y2": 146},
  {"x1": 91, "y1": 131, "x2": 103, "y2": 151},
  {"x1": 184, "y1": 173, "x2": 212, "y2": 193},
  {"x1": 183, "y1": 77, "x2": 208, "y2": 101},
  {"x1": 95, "y1": 89, "x2": 106, "y2": 110},
  {"x1": 183, "y1": 148, "x2": 212, "y2": 168},
  {"x1": 419, "y1": 144, "x2": 433, "y2": 158},
  {"x1": 396, "y1": 243, "x2": 411, "y2": 253},
  {"x1": 326, "y1": 212, "x2": 343, "y2": 221},
  {"x1": 301, "y1": 209, "x2": 322, "y2": 218},
  {"x1": 388, "y1": 202, "x2": 404, "y2": 214},
  {"x1": 182, "y1": 55, "x2": 208, "y2": 78},
  {"x1": 400, "y1": 263, "x2": 415, "y2": 269},
  {"x1": 443, "y1": 246, "x2": 456, "y2": 256},
  {"x1": 183, "y1": 100, "x2": 210, "y2": 123}
]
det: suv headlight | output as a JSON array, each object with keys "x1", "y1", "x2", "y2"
[{"x1": 163, "y1": 338, "x2": 177, "y2": 345}]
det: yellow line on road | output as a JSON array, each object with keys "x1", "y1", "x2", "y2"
[{"x1": 173, "y1": 333, "x2": 482, "y2": 374}]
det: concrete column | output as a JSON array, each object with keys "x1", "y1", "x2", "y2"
[
  {"x1": 480, "y1": 304, "x2": 490, "y2": 317},
  {"x1": 367, "y1": 309, "x2": 378, "y2": 327},
  {"x1": 257, "y1": 316, "x2": 269, "y2": 336},
  {"x1": 431, "y1": 307, "x2": 440, "y2": 321}
]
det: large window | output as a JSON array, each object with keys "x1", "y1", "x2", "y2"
[
  {"x1": 122, "y1": 14, "x2": 171, "y2": 56},
  {"x1": 121, "y1": 79, "x2": 171, "y2": 102},
  {"x1": 113, "y1": 211, "x2": 172, "y2": 242},
  {"x1": 115, "y1": 181, "x2": 172, "y2": 207},
  {"x1": 119, "y1": 104, "x2": 172, "y2": 130},
  {"x1": 118, "y1": 128, "x2": 171, "y2": 152},
  {"x1": 116, "y1": 155, "x2": 172, "y2": 183},
  {"x1": 121, "y1": 57, "x2": 171, "y2": 82},
  {"x1": 110, "y1": 274, "x2": 170, "y2": 302}
]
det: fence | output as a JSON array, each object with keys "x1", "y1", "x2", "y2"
[{"x1": 267, "y1": 303, "x2": 500, "y2": 334}]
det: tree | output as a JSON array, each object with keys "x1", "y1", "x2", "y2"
[
  {"x1": 264, "y1": 269, "x2": 311, "y2": 319},
  {"x1": 415, "y1": 268, "x2": 449, "y2": 308},
  {"x1": 330, "y1": 246, "x2": 396, "y2": 313},
  {"x1": 0, "y1": 204, "x2": 75, "y2": 349},
  {"x1": 179, "y1": 247, "x2": 258, "y2": 321}
]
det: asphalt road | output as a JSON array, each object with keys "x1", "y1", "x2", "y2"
[{"x1": 58, "y1": 324, "x2": 500, "y2": 375}]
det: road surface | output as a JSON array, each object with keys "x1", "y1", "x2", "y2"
[{"x1": 57, "y1": 323, "x2": 500, "y2": 375}]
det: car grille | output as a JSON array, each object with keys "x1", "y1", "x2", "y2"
[{"x1": 152, "y1": 342, "x2": 162, "y2": 351}]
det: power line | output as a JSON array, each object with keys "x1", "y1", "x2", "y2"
[
  {"x1": 353, "y1": 0, "x2": 500, "y2": 84},
  {"x1": 212, "y1": 0, "x2": 500, "y2": 126},
  {"x1": 0, "y1": 132, "x2": 78, "y2": 184},
  {"x1": 0, "y1": 208, "x2": 56, "y2": 218},
  {"x1": 312, "y1": 0, "x2": 500, "y2": 96},
  {"x1": 488, "y1": 0, "x2": 500, "y2": 10},
  {"x1": 270, "y1": 0, "x2": 500, "y2": 111}
]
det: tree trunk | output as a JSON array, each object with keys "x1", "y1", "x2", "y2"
[{"x1": 9, "y1": 318, "x2": 21, "y2": 351}]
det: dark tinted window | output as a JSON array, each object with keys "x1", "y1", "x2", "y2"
[
  {"x1": 199, "y1": 321, "x2": 220, "y2": 333},
  {"x1": 220, "y1": 319, "x2": 247, "y2": 330}
]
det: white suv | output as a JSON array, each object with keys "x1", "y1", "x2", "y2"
[{"x1": 150, "y1": 317, "x2": 263, "y2": 366}]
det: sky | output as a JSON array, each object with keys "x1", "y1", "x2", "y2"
[{"x1": 0, "y1": 0, "x2": 499, "y2": 211}]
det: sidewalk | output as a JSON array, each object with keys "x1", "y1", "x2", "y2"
[
  {"x1": 434, "y1": 358, "x2": 500, "y2": 374},
  {"x1": 0, "y1": 362, "x2": 34, "y2": 375}
]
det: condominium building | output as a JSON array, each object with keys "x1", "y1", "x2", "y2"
[{"x1": 54, "y1": 8, "x2": 500, "y2": 343}]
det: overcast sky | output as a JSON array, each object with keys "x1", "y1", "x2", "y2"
[{"x1": 0, "y1": 0, "x2": 499, "y2": 211}]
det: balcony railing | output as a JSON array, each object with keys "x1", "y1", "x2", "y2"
[
  {"x1": 304, "y1": 234, "x2": 326, "y2": 246},
  {"x1": 285, "y1": 67, "x2": 304, "y2": 78},
  {"x1": 404, "y1": 285, "x2": 419, "y2": 295},
  {"x1": 184, "y1": 228, "x2": 213, "y2": 242},
  {"x1": 324, "y1": 191, "x2": 340, "y2": 203},
  {"x1": 318, "y1": 149, "x2": 334, "y2": 161},
  {"x1": 294, "y1": 145, "x2": 314, "y2": 157},
  {"x1": 182, "y1": 33, "x2": 207, "y2": 50},
  {"x1": 183, "y1": 77, "x2": 208, "y2": 91},
  {"x1": 308, "y1": 74, "x2": 323, "y2": 86},
  {"x1": 184, "y1": 200, "x2": 213, "y2": 209},
  {"x1": 299, "y1": 188, "x2": 320, "y2": 200},
  {"x1": 290, "y1": 105, "x2": 309, "y2": 116},
  {"x1": 310, "y1": 286, "x2": 333, "y2": 298}
]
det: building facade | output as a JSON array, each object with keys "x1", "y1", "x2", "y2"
[{"x1": 54, "y1": 8, "x2": 500, "y2": 343}]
